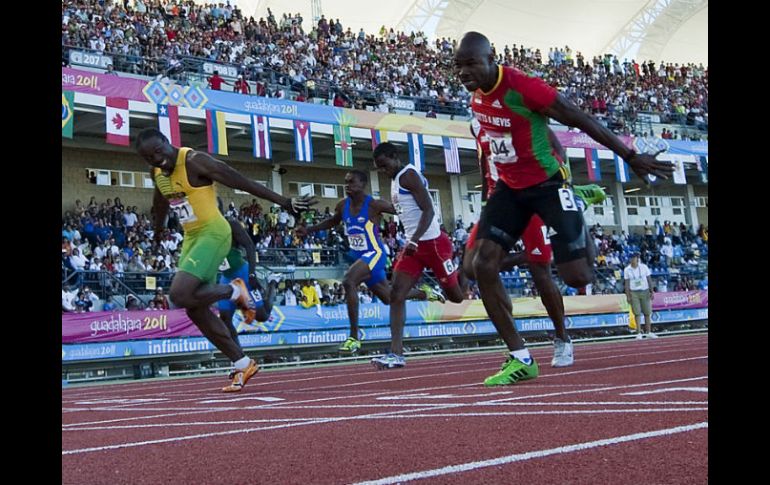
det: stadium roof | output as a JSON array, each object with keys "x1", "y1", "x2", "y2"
[{"x1": 231, "y1": 0, "x2": 707, "y2": 65}]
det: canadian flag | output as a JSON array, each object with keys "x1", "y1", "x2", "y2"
[{"x1": 106, "y1": 97, "x2": 130, "y2": 146}]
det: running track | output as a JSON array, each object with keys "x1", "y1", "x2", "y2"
[{"x1": 62, "y1": 333, "x2": 708, "y2": 484}]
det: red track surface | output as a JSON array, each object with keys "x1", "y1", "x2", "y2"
[{"x1": 62, "y1": 334, "x2": 708, "y2": 484}]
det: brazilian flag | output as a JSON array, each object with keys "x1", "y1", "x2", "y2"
[{"x1": 62, "y1": 91, "x2": 74, "y2": 138}]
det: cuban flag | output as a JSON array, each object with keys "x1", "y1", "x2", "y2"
[
  {"x1": 157, "y1": 104, "x2": 181, "y2": 146},
  {"x1": 585, "y1": 148, "x2": 601, "y2": 181},
  {"x1": 251, "y1": 115, "x2": 272, "y2": 159},
  {"x1": 105, "y1": 97, "x2": 130, "y2": 146},
  {"x1": 442, "y1": 136, "x2": 461, "y2": 174},
  {"x1": 294, "y1": 120, "x2": 313, "y2": 162},
  {"x1": 614, "y1": 153, "x2": 630, "y2": 183},
  {"x1": 408, "y1": 133, "x2": 425, "y2": 173}
]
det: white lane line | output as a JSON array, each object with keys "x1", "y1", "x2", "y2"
[
  {"x1": 61, "y1": 376, "x2": 709, "y2": 415},
  {"x1": 63, "y1": 408, "x2": 708, "y2": 431},
  {"x1": 622, "y1": 387, "x2": 708, "y2": 395},
  {"x1": 73, "y1": 398, "x2": 169, "y2": 405},
  {"x1": 263, "y1": 400, "x2": 708, "y2": 409},
  {"x1": 61, "y1": 376, "x2": 708, "y2": 454},
  {"x1": 481, "y1": 376, "x2": 708, "y2": 404},
  {"x1": 61, "y1": 337, "x2": 706, "y2": 401},
  {"x1": 198, "y1": 397, "x2": 284, "y2": 403},
  {"x1": 62, "y1": 409, "x2": 234, "y2": 427},
  {"x1": 61, "y1": 404, "x2": 460, "y2": 455},
  {"x1": 350, "y1": 422, "x2": 709, "y2": 485},
  {"x1": 252, "y1": 358, "x2": 708, "y2": 409},
  {"x1": 63, "y1": 418, "x2": 318, "y2": 430}
]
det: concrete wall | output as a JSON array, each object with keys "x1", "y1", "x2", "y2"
[{"x1": 62, "y1": 146, "x2": 458, "y2": 223}]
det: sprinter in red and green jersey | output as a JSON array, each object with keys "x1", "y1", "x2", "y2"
[{"x1": 453, "y1": 32, "x2": 673, "y2": 386}]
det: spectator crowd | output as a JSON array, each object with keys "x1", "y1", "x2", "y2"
[
  {"x1": 62, "y1": 0, "x2": 707, "y2": 136},
  {"x1": 63, "y1": 195, "x2": 708, "y2": 312}
]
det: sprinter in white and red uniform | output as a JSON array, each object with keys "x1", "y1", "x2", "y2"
[{"x1": 370, "y1": 142, "x2": 464, "y2": 370}]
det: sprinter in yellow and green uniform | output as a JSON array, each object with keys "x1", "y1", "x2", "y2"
[{"x1": 135, "y1": 128, "x2": 316, "y2": 392}]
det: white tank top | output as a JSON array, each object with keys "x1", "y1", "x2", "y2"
[{"x1": 391, "y1": 165, "x2": 440, "y2": 241}]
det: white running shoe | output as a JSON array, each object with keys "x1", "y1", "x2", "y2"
[{"x1": 551, "y1": 338, "x2": 574, "y2": 367}]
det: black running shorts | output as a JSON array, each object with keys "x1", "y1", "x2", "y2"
[{"x1": 476, "y1": 173, "x2": 588, "y2": 264}]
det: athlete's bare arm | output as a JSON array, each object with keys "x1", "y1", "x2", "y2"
[
  {"x1": 541, "y1": 95, "x2": 673, "y2": 179},
  {"x1": 296, "y1": 199, "x2": 344, "y2": 237},
  {"x1": 186, "y1": 151, "x2": 317, "y2": 211}
]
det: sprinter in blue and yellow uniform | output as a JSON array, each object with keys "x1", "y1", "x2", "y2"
[
  {"x1": 135, "y1": 128, "x2": 316, "y2": 392},
  {"x1": 296, "y1": 170, "x2": 434, "y2": 353}
]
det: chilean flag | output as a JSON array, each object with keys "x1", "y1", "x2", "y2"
[
  {"x1": 157, "y1": 104, "x2": 181, "y2": 146},
  {"x1": 294, "y1": 120, "x2": 313, "y2": 162},
  {"x1": 252, "y1": 115, "x2": 272, "y2": 159},
  {"x1": 105, "y1": 97, "x2": 130, "y2": 146}
]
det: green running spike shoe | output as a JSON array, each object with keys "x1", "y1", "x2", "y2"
[
  {"x1": 573, "y1": 184, "x2": 607, "y2": 208},
  {"x1": 483, "y1": 355, "x2": 539, "y2": 386},
  {"x1": 338, "y1": 337, "x2": 362, "y2": 353}
]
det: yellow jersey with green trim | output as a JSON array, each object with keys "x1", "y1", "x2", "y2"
[{"x1": 153, "y1": 147, "x2": 225, "y2": 232}]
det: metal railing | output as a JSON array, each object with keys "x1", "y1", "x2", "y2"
[
  {"x1": 496, "y1": 265, "x2": 707, "y2": 297},
  {"x1": 257, "y1": 247, "x2": 341, "y2": 267},
  {"x1": 62, "y1": 247, "x2": 345, "y2": 298},
  {"x1": 62, "y1": 269, "x2": 174, "y2": 299}
]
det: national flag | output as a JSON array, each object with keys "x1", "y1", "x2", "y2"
[
  {"x1": 62, "y1": 91, "x2": 74, "y2": 139},
  {"x1": 585, "y1": 148, "x2": 601, "y2": 181},
  {"x1": 334, "y1": 125, "x2": 353, "y2": 166},
  {"x1": 293, "y1": 120, "x2": 313, "y2": 162},
  {"x1": 614, "y1": 153, "x2": 630, "y2": 183},
  {"x1": 697, "y1": 156, "x2": 708, "y2": 183},
  {"x1": 407, "y1": 133, "x2": 425, "y2": 172},
  {"x1": 370, "y1": 129, "x2": 387, "y2": 150},
  {"x1": 671, "y1": 155, "x2": 687, "y2": 185},
  {"x1": 206, "y1": 110, "x2": 228, "y2": 156},
  {"x1": 251, "y1": 115, "x2": 272, "y2": 159},
  {"x1": 157, "y1": 104, "x2": 181, "y2": 146},
  {"x1": 442, "y1": 136, "x2": 461, "y2": 174},
  {"x1": 105, "y1": 97, "x2": 130, "y2": 146}
]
